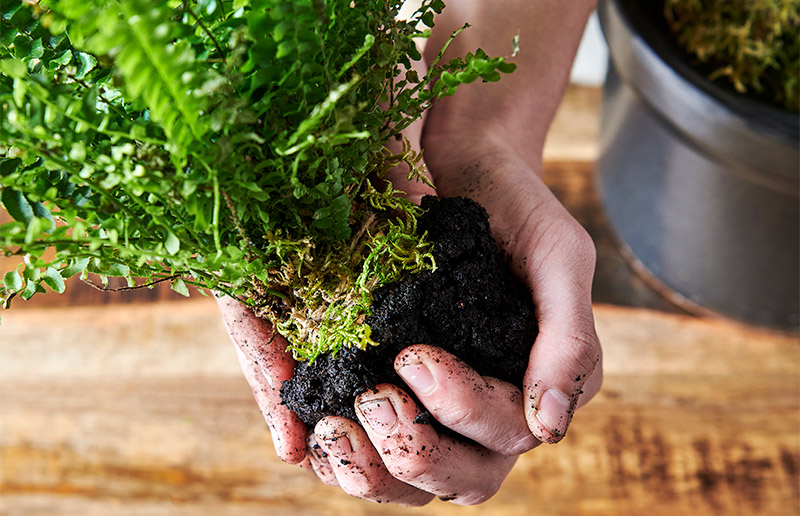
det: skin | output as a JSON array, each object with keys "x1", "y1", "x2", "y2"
[{"x1": 217, "y1": 0, "x2": 603, "y2": 506}]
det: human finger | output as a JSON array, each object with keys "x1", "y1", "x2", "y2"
[
  {"x1": 354, "y1": 384, "x2": 518, "y2": 505},
  {"x1": 314, "y1": 416, "x2": 434, "y2": 506},
  {"x1": 394, "y1": 345, "x2": 540, "y2": 455},
  {"x1": 306, "y1": 434, "x2": 339, "y2": 487},
  {"x1": 519, "y1": 223, "x2": 603, "y2": 444},
  {"x1": 216, "y1": 295, "x2": 308, "y2": 463}
]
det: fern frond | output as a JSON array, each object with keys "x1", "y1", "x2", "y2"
[{"x1": 53, "y1": 0, "x2": 212, "y2": 155}]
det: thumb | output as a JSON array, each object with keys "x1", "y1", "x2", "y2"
[{"x1": 521, "y1": 229, "x2": 602, "y2": 444}]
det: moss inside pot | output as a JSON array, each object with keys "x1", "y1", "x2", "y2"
[{"x1": 663, "y1": 0, "x2": 799, "y2": 112}]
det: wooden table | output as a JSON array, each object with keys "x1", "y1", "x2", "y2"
[{"x1": 2, "y1": 86, "x2": 798, "y2": 515}]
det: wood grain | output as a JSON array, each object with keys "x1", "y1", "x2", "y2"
[{"x1": 1, "y1": 300, "x2": 797, "y2": 516}]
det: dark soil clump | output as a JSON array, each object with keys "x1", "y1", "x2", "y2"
[{"x1": 281, "y1": 196, "x2": 538, "y2": 427}]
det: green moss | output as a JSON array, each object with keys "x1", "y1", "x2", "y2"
[{"x1": 664, "y1": 0, "x2": 800, "y2": 111}]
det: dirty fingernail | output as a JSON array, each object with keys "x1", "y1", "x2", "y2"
[
  {"x1": 357, "y1": 397, "x2": 398, "y2": 436},
  {"x1": 308, "y1": 436, "x2": 329, "y2": 460},
  {"x1": 318, "y1": 432, "x2": 352, "y2": 458},
  {"x1": 535, "y1": 388, "x2": 572, "y2": 441},
  {"x1": 397, "y1": 362, "x2": 436, "y2": 395}
]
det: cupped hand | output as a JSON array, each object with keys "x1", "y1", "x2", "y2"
[
  {"x1": 308, "y1": 144, "x2": 604, "y2": 506},
  {"x1": 216, "y1": 137, "x2": 602, "y2": 506},
  {"x1": 218, "y1": 15, "x2": 604, "y2": 500}
]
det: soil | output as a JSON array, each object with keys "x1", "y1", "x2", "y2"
[{"x1": 280, "y1": 196, "x2": 538, "y2": 427}]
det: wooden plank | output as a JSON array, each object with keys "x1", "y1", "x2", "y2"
[
  {"x1": 1, "y1": 300, "x2": 797, "y2": 515},
  {"x1": 543, "y1": 85, "x2": 601, "y2": 162}
]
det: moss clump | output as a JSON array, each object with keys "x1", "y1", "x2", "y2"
[{"x1": 664, "y1": 0, "x2": 800, "y2": 111}]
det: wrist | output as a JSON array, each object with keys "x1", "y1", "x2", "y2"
[{"x1": 421, "y1": 123, "x2": 544, "y2": 190}]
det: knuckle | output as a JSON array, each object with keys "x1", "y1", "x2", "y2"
[
  {"x1": 436, "y1": 404, "x2": 476, "y2": 429},
  {"x1": 525, "y1": 217, "x2": 596, "y2": 282},
  {"x1": 385, "y1": 451, "x2": 435, "y2": 483},
  {"x1": 494, "y1": 432, "x2": 539, "y2": 456},
  {"x1": 562, "y1": 328, "x2": 601, "y2": 378},
  {"x1": 347, "y1": 483, "x2": 380, "y2": 500},
  {"x1": 572, "y1": 224, "x2": 597, "y2": 264},
  {"x1": 559, "y1": 222, "x2": 597, "y2": 275}
]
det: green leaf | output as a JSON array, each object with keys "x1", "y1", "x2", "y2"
[
  {"x1": 3, "y1": 271, "x2": 23, "y2": 292},
  {"x1": 480, "y1": 70, "x2": 501, "y2": 82},
  {"x1": 440, "y1": 71, "x2": 459, "y2": 87},
  {"x1": 276, "y1": 40, "x2": 293, "y2": 59},
  {"x1": 62, "y1": 257, "x2": 91, "y2": 278},
  {"x1": 170, "y1": 277, "x2": 190, "y2": 297},
  {"x1": 75, "y1": 52, "x2": 97, "y2": 80},
  {"x1": 106, "y1": 263, "x2": 130, "y2": 277},
  {"x1": 198, "y1": 0, "x2": 218, "y2": 16},
  {"x1": 43, "y1": 267, "x2": 66, "y2": 293},
  {"x1": 0, "y1": 159, "x2": 22, "y2": 177},
  {"x1": 22, "y1": 259, "x2": 40, "y2": 282},
  {"x1": 28, "y1": 38, "x2": 44, "y2": 59},
  {"x1": 13, "y1": 34, "x2": 31, "y2": 59},
  {"x1": 164, "y1": 231, "x2": 180, "y2": 255},
  {"x1": 497, "y1": 60, "x2": 517, "y2": 74},
  {"x1": 48, "y1": 49, "x2": 73, "y2": 69},
  {"x1": 20, "y1": 279, "x2": 37, "y2": 301},
  {"x1": 0, "y1": 58, "x2": 27, "y2": 78},
  {"x1": 31, "y1": 201, "x2": 56, "y2": 233},
  {"x1": 1, "y1": 189, "x2": 34, "y2": 223}
]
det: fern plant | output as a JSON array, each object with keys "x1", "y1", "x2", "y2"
[{"x1": 0, "y1": 0, "x2": 514, "y2": 361}]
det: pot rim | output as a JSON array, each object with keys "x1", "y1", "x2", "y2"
[{"x1": 599, "y1": 0, "x2": 800, "y2": 187}]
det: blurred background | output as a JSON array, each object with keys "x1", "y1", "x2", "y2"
[{"x1": 1, "y1": 9, "x2": 798, "y2": 516}]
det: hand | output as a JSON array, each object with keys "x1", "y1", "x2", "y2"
[
  {"x1": 418, "y1": 0, "x2": 603, "y2": 444},
  {"x1": 420, "y1": 135, "x2": 603, "y2": 444},
  {"x1": 215, "y1": 295, "x2": 308, "y2": 464},
  {"x1": 218, "y1": 0, "x2": 603, "y2": 504},
  {"x1": 217, "y1": 128, "x2": 601, "y2": 506}
]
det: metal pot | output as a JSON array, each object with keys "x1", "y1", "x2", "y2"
[{"x1": 597, "y1": 0, "x2": 800, "y2": 330}]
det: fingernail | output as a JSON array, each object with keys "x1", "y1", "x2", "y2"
[
  {"x1": 397, "y1": 362, "x2": 436, "y2": 395},
  {"x1": 318, "y1": 432, "x2": 352, "y2": 459},
  {"x1": 535, "y1": 388, "x2": 572, "y2": 441},
  {"x1": 308, "y1": 436, "x2": 329, "y2": 460},
  {"x1": 357, "y1": 397, "x2": 398, "y2": 436},
  {"x1": 310, "y1": 443, "x2": 328, "y2": 459}
]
